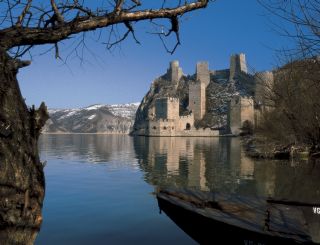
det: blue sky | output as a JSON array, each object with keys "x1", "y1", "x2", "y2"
[{"x1": 18, "y1": 0, "x2": 291, "y2": 109}]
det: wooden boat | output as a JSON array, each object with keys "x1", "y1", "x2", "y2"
[{"x1": 156, "y1": 188, "x2": 320, "y2": 245}]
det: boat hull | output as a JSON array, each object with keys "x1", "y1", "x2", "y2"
[{"x1": 157, "y1": 189, "x2": 317, "y2": 245}]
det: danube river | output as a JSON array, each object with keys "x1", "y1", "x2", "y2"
[{"x1": 35, "y1": 135, "x2": 320, "y2": 244}]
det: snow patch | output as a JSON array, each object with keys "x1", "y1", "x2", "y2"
[
  {"x1": 65, "y1": 110, "x2": 79, "y2": 117},
  {"x1": 57, "y1": 109, "x2": 80, "y2": 120},
  {"x1": 88, "y1": 115, "x2": 96, "y2": 120},
  {"x1": 109, "y1": 102, "x2": 140, "y2": 108},
  {"x1": 85, "y1": 104, "x2": 105, "y2": 110}
]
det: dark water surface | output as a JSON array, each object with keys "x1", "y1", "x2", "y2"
[{"x1": 36, "y1": 135, "x2": 320, "y2": 244}]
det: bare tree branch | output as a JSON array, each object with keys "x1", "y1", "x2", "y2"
[
  {"x1": 106, "y1": 21, "x2": 140, "y2": 49},
  {"x1": 0, "y1": 0, "x2": 209, "y2": 51},
  {"x1": 50, "y1": 0, "x2": 64, "y2": 24},
  {"x1": 259, "y1": 0, "x2": 320, "y2": 59},
  {"x1": 16, "y1": 0, "x2": 33, "y2": 27}
]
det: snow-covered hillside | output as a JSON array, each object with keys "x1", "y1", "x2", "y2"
[{"x1": 43, "y1": 103, "x2": 139, "y2": 134}]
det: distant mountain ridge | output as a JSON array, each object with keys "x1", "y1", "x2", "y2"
[{"x1": 43, "y1": 103, "x2": 139, "y2": 134}]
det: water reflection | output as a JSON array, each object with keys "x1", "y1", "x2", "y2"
[
  {"x1": 34, "y1": 135, "x2": 320, "y2": 244},
  {"x1": 38, "y1": 135, "x2": 198, "y2": 245},
  {"x1": 134, "y1": 137, "x2": 320, "y2": 203},
  {"x1": 38, "y1": 135, "x2": 320, "y2": 204},
  {"x1": 40, "y1": 134, "x2": 136, "y2": 164},
  {"x1": 133, "y1": 136, "x2": 320, "y2": 244}
]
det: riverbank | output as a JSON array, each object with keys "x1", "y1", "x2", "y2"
[
  {"x1": 42, "y1": 132, "x2": 129, "y2": 135},
  {"x1": 241, "y1": 135, "x2": 318, "y2": 160}
]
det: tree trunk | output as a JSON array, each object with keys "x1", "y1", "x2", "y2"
[{"x1": 0, "y1": 48, "x2": 48, "y2": 244}]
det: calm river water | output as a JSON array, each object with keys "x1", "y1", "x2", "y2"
[{"x1": 36, "y1": 135, "x2": 320, "y2": 244}]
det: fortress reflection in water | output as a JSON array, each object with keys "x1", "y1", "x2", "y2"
[
  {"x1": 38, "y1": 135, "x2": 320, "y2": 243},
  {"x1": 133, "y1": 136, "x2": 320, "y2": 204},
  {"x1": 40, "y1": 135, "x2": 320, "y2": 203}
]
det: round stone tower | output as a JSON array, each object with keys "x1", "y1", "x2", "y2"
[{"x1": 167, "y1": 60, "x2": 183, "y2": 83}]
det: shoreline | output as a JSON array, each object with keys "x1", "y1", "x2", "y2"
[
  {"x1": 41, "y1": 132, "x2": 130, "y2": 135},
  {"x1": 241, "y1": 135, "x2": 315, "y2": 160},
  {"x1": 42, "y1": 132, "x2": 235, "y2": 137}
]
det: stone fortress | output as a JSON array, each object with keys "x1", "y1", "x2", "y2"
[{"x1": 132, "y1": 53, "x2": 273, "y2": 136}]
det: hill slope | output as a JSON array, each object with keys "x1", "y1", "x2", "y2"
[{"x1": 43, "y1": 103, "x2": 139, "y2": 134}]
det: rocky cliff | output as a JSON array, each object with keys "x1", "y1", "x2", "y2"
[{"x1": 43, "y1": 103, "x2": 139, "y2": 134}]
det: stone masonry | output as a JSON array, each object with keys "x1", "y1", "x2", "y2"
[
  {"x1": 253, "y1": 71, "x2": 274, "y2": 126},
  {"x1": 155, "y1": 97, "x2": 179, "y2": 120},
  {"x1": 189, "y1": 81, "x2": 206, "y2": 121},
  {"x1": 189, "y1": 62, "x2": 210, "y2": 121},
  {"x1": 196, "y1": 62, "x2": 210, "y2": 87},
  {"x1": 230, "y1": 53, "x2": 248, "y2": 80},
  {"x1": 132, "y1": 53, "x2": 274, "y2": 137},
  {"x1": 228, "y1": 96, "x2": 255, "y2": 135},
  {"x1": 167, "y1": 60, "x2": 183, "y2": 83}
]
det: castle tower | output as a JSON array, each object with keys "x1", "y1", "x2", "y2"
[
  {"x1": 155, "y1": 97, "x2": 179, "y2": 120},
  {"x1": 167, "y1": 61, "x2": 183, "y2": 83},
  {"x1": 254, "y1": 71, "x2": 274, "y2": 106},
  {"x1": 254, "y1": 71, "x2": 274, "y2": 127},
  {"x1": 189, "y1": 81, "x2": 206, "y2": 121},
  {"x1": 229, "y1": 53, "x2": 248, "y2": 80},
  {"x1": 227, "y1": 96, "x2": 254, "y2": 135},
  {"x1": 188, "y1": 62, "x2": 209, "y2": 121},
  {"x1": 196, "y1": 62, "x2": 210, "y2": 87}
]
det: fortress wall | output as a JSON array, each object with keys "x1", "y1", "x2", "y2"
[
  {"x1": 146, "y1": 118, "x2": 219, "y2": 137},
  {"x1": 254, "y1": 71, "x2": 274, "y2": 105},
  {"x1": 228, "y1": 97, "x2": 241, "y2": 135},
  {"x1": 175, "y1": 128, "x2": 219, "y2": 137},
  {"x1": 213, "y1": 69, "x2": 230, "y2": 80},
  {"x1": 228, "y1": 96, "x2": 254, "y2": 135},
  {"x1": 148, "y1": 106, "x2": 155, "y2": 120},
  {"x1": 178, "y1": 113, "x2": 194, "y2": 131},
  {"x1": 148, "y1": 120, "x2": 176, "y2": 136},
  {"x1": 254, "y1": 71, "x2": 274, "y2": 127},
  {"x1": 240, "y1": 97, "x2": 254, "y2": 125},
  {"x1": 167, "y1": 97, "x2": 180, "y2": 120},
  {"x1": 155, "y1": 98, "x2": 167, "y2": 119},
  {"x1": 155, "y1": 97, "x2": 179, "y2": 120},
  {"x1": 196, "y1": 62, "x2": 210, "y2": 87}
]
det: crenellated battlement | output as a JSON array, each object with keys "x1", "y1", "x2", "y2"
[
  {"x1": 179, "y1": 113, "x2": 193, "y2": 120},
  {"x1": 167, "y1": 97, "x2": 179, "y2": 102},
  {"x1": 155, "y1": 97, "x2": 179, "y2": 102},
  {"x1": 152, "y1": 118, "x2": 174, "y2": 123}
]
